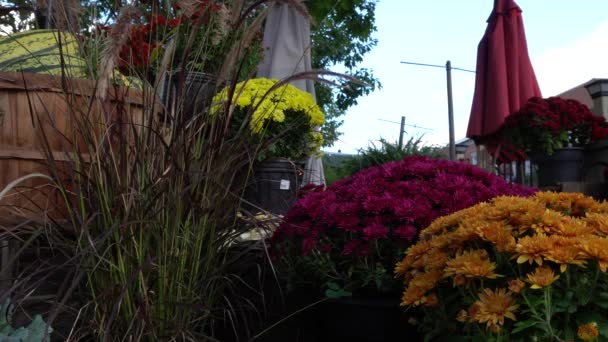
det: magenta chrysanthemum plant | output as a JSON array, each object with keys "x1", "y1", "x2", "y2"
[{"x1": 270, "y1": 156, "x2": 536, "y2": 297}]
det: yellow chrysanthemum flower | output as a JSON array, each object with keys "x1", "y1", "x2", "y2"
[
  {"x1": 210, "y1": 78, "x2": 325, "y2": 159},
  {"x1": 211, "y1": 78, "x2": 324, "y2": 155},
  {"x1": 526, "y1": 265, "x2": 560, "y2": 289},
  {"x1": 470, "y1": 288, "x2": 518, "y2": 328},
  {"x1": 578, "y1": 322, "x2": 599, "y2": 341}
]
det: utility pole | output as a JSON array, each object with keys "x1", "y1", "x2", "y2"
[
  {"x1": 398, "y1": 116, "x2": 406, "y2": 149},
  {"x1": 399, "y1": 60, "x2": 475, "y2": 161},
  {"x1": 446, "y1": 61, "x2": 456, "y2": 161}
]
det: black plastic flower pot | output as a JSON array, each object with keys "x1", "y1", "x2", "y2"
[
  {"x1": 243, "y1": 159, "x2": 305, "y2": 215},
  {"x1": 317, "y1": 296, "x2": 421, "y2": 342},
  {"x1": 159, "y1": 71, "x2": 218, "y2": 120},
  {"x1": 529, "y1": 147, "x2": 584, "y2": 187}
]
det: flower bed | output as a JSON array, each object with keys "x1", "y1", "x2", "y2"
[
  {"x1": 396, "y1": 191, "x2": 608, "y2": 340},
  {"x1": 271, "y1": 155, "x2": 535, "y2": 296}
]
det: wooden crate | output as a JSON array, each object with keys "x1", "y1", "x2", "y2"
[{"x1": 0, "y1": 72, "x2": 148, "y2": 224}]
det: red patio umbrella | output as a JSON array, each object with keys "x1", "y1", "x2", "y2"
[{"x1": 466, "y1": 0, "x2": 542, "y2": 161}]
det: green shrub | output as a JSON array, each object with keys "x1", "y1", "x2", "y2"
[{"x1": 335, "y1": 136, "x2": 446, "y2": 180}]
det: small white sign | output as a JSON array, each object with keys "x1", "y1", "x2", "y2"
[{"x1": 279, "y1": 179, "x2": 290, "y2": 190}]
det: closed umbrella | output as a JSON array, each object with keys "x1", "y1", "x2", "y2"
[
  {"x1": 466, "y1": 0, "x2": 542, "y2": 162},
  {"x1": 257, "y1": 2, "x2": 325, "y2": 185}
]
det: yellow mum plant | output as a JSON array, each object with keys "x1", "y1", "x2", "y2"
[
  {"x1": 395, "y1": 192, "x2": 608, "y2": 341},
  {"x1": 212, "y1": 78, "x2": 324, "y2": 160}
]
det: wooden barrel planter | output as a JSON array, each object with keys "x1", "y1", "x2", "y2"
[{"x1": 0, "y1": 72, "x2": 148, "y2": 224}]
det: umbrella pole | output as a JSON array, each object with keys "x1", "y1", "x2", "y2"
[{"x1": 446, "y1": 60, "x2": 456, "y2": 161}]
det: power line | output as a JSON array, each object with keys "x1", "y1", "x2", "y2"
[
  {"x1": 400, "y1": 60, "x2": 476, "y2": 73},
  {"x1": 378, "y1": 118, "x2": 433, "y2": 131}
]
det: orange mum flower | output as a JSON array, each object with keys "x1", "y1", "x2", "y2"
[
  {"x1": 401, "y1": 270, "x2": 443, "y2": 306},
  {"x1": 452, "y1": 274, "x2": 467, "y2": 287},
  {"x1": 579, "y1": 236, "x2": 608, "y2": 272},
  {"x1": 488, "y1": 323, "x2": 501, "y2": 334},
  {"x1": 515, "y1": 235, "x2": 551, "y2": 265},
  {"x1": 456, "y1": 309, "x2": 468, "y2": 322},
  {"x1": 526, "y1": 266, "x2": 560, "y2": 289},
  {"x1": 507, "y1": 279, "x2": 526, "y2": 294},
  {"x1": 532, "y1": 210, "x2": 566, "y2": 235},
  {"x1": 542, "y1": 236, "x2": 586, "y2": 272},
  {"x1": 470, "y1": 288, "x2": 518, "y2": 327},
  {"x1": 430, "y1": 233, "x2": 453, "y2": 250},
  {"x1": 578, "y1": 322, "x2": 599, "y2": 341},
  {"x1": 585, "y1": 212, "x2": 608, "y2": 237},
  {"x1": 546, "y1": 216, "x2": 594, "y2": 237},
  {"x1": 444, "y1": 250, "x2": 501, "y2": 279},
  {"x1": 475, "y1": 222, "x2": 516, "y2": 253},
  {"x1": 424, "y1": 293, "x2": 439, "y2": 307},
  {"x1": 418, "y1": 251, "x2": 449, "y2": 271},
  {"x1": 397, "y1": 240, "x2": 433, "y2": 273},
  {"x1": 573, "y1": 197, "x2": 599, "y2": 217}
]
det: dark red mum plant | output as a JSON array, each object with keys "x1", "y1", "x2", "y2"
[
  {"x1": 501, "y1": 96, "x2": 608, "y2": 157},
  {"x1": 270, "y1": 155, "x2": 535, "y2": 297}
]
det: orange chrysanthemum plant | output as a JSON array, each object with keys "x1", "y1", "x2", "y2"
[{"x1": 395, "y1": 191, "x2": 608, "y2": 341}]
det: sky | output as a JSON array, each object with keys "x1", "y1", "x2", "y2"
[{"x1": 328, "y1": 0, "x2": 608, "y2": 154}]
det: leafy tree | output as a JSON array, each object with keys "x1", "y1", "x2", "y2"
[
  {"x1": 308, "y1": 0, "x2": 381, "y2": 147},
  {"x1": 0, "y1": 1, "x2": 36, "y2": 32}
]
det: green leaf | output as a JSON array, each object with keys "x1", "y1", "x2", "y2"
[
  {"x1": 327, "y1": 282, "x2": 340, "y2": 291},
  {"x1": 512, "y1": 320, "x2": 539, "y2": 334},
  {"x1": 595, "y1": 297, "x2": 608, "y2": 309},
  {"x1": 324, "y1": 288, "x2": 352, "y2": 299}
]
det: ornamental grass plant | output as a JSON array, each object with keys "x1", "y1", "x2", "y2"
[
  {"x1": 270, "y1": 156, "x2": 535, "y2": 298},
  {"x1": 396, "y1": 191, "x2": 608, "y2": 341},
  {"x1": 0, "y1": 0, "x2": 323, "y2": 340}
]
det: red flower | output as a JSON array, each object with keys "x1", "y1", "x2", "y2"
[
  {"x1": 168, "y1": 16, "x2": 184, "y2": 27},
  {"x1": 394, "y1": 224, "x2": 418, "y2": 241},
  {"x1": 319, "y1": 243, "x2": 332, "y2": 253},
  {"x1": 302, "y1": 237, "x2": 316, "y2": 255},
  {"x1": 362, "y1": 223, "x2": 389, "y2": 241},
  {"x1": 356, "y1": 244, "x2": 371, "y2": 257},
  {"x1": 150, "y1": 14, "x2": 167, "y2": 29},
  {"x1": 342, "y1": 240, "x2": 360, "y2": 256}
]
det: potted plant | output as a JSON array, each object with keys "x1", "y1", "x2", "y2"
[
  {"x1": 500, "y1": 96, "x2": 608, "y2": 186},
  {"x1": 113, "y1": 1, "x2": 263, "y2": 117},
  {"x1": 270, "y1": 155, "x2": 535, "y2": 340},
  {"x1": 396, "y1": 191, "x2": 608, "y2": 341},
  {"x1": 212, "y1": 77, "x2": 325, "y2": 214}
]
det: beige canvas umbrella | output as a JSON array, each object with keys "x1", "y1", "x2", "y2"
[{"x1": 257, "y1": 2, "x2": 325, "y2": 185}]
